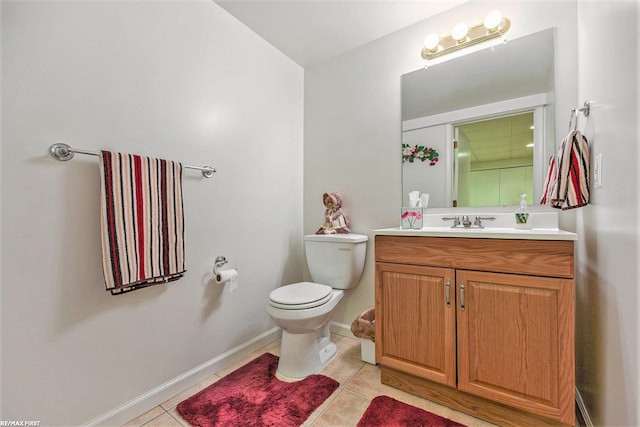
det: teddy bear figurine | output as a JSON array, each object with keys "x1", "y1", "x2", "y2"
[{"x1": 316, "y1": 192, "x2": 350, "y2": 234}]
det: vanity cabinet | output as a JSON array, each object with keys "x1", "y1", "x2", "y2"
[{"x1": 375, "y1": 236, "x2": 575, "y2": 426}]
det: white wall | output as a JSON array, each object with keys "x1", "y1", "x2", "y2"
[
  {"x1": 304, "y1": 0, "x2": 578, "y2": 341},
  {"x1": 575, "y1": 1, "x2": 639, "y2": 425},
  {"x1": 1, "y1": 1, "x2": 303, "y2": 424}
]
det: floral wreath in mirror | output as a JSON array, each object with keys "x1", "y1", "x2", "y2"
[{"x1": 402, "y1": 144, "x2": 439, "y2": 166}]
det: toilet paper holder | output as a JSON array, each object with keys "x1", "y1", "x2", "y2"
[{"x1": 213, "y1": 255, "x2": 228, "y2": 275}]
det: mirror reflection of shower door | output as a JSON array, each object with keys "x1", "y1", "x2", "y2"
[
  {"x1": 454, "y1": 125, "x2": 473, "y2": 207},
  {"x1": 452, "y1": 138, "x2": 458, "y2": 207},
  {"x1": 451, "y1": 127, "x2": 464, "y2": 208}
]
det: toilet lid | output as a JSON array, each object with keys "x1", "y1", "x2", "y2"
[{"x1": 269, "y1": 282, "x2": 333, "y2": 310}]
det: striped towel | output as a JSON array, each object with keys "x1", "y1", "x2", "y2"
[
  {"x1": 99, "y1": 151, "x2": 186, "y2": 295},
  {"x1": 540, "y1": 130, "x2": 590, "y2": 210}
]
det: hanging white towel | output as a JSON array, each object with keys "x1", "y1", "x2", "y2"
[{"x1": 540, "y1": 130, "x2": 590, "y2": 210}]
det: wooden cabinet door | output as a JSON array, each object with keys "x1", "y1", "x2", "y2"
[
  {"x1": 456, "y1": 270, "x2": 575, "y2": 424},
  {"x1": 375, "y1": 262, "x2": 456, "y2": 387}
]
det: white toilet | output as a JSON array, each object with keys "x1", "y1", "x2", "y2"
[{"x1": 267, "y1": 233, "x2": 368, "y2": 378}]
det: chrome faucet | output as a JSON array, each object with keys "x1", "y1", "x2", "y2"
[
  {"x1": 473, "y1": 216, "x2": 496, "y2": 229},
  {"x1": 443, "y1": 216, "x2": 471, "y2": 228},
  {"x1": 442, "y1": 215, "x2": 496, "y2": 229},
  {"x1": 442, "y1": 216, "x2": 461, "y2": 228}
]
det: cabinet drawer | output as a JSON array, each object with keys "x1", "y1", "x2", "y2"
[{"x1": 375, "y1": 236, "x2": 574, "y2": 278}]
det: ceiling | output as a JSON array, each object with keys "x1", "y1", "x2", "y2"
[{"x1": 213, "y1": 0, "x2": 469, "y2": 67}]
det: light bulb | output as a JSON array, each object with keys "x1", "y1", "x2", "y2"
[
  {"x1": 484, "y1": 11, "x2": 503, "y2": 32},
  {"x1": 424, "y1": 33, "x2": 440, "y2": 52},
  {"x1": 451, "y1": 23, "x2": 469, "y2": 42}
]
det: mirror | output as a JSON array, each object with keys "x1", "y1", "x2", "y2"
[{"x1": 401, "y1": 28, "x2": 555, "y2": 208}]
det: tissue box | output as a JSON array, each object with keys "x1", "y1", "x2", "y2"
[{"x1": 401, "y1": 207, "x2": 423, "y2": 229}]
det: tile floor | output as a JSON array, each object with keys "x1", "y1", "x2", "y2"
[{"x1": 123, "y1": 334, "x2": 498, "y2": 427}]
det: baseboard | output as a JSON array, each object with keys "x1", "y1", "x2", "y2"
[
  {"x1": 330, "y1": 321, "x2": 353, "y2": 338},
  {"x1": 82, "y1": 327, "x2": 282, "y2": 426},
  {"x1": 575, "y1": 387, "x2": 594, "y2": 427}
]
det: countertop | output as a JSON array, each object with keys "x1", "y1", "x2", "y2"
[{"x1": 373, "y1": 227, "x2": 577, "y2": 241}]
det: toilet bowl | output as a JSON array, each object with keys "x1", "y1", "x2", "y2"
[{"x1": 267, "y1": 233, "x2": 368, "y2": 378}]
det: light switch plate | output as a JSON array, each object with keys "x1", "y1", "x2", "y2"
[{"x1": 594, "y1": 153, "x2": 603, "y2": 189}]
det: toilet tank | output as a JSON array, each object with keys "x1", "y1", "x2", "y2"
[{"x1": 304, "y1": 234, "x2": 368, "y2": 289}]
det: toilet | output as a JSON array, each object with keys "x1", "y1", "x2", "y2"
[{"x1": 267, "y1": 233, "x2": 368, "y2": 378}]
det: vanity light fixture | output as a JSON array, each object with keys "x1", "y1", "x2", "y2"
[
  {"x1": 423, "y1": 33, "x2": 440, "y2": 52},
  {"x1": 483, "y1": 11, "x2": 503, "y2": 32},
  {"x1": 451, "y1": 23, "x2": 469, "y2": 43},
  {"x1": 421, "y1": 11, "x2": 510, "y2": 60}
]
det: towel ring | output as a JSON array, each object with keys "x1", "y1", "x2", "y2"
[
  {"x1": 569, "y1": 101, "x2": 591, "y2": 132},
  {"x1": 568, "y1": 109, "x2": 578, "y2": 132}
]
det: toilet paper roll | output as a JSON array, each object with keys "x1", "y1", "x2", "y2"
[
  {"x1": 215, "y1": 269, "x2": 238, "y2": 284},
  {"x1": 215, "y1": 269, "x2": 239, "y2": 292}
]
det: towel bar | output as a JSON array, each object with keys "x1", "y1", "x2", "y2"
[{"x1": 49, "y1": 142, "x2": 216, "y2": 178}]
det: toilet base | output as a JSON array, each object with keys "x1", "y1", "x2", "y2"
[{"x1": 277, "y1": 327, "x2": 338, "y2": 378}]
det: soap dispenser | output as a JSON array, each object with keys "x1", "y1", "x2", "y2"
[{"x1": 515, "y1": 194, "x2": 531, "y2": 229}]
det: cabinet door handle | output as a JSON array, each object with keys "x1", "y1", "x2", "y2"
[
  {"x1": 445, "y1": 278, "x2": 451, "y2": 307},
  {"x1": 460, "y1": 281, "x2": 465, "y2": 311}
]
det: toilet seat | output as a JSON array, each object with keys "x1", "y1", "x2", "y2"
[{"x1": 269, "y1": 282, "x2": 333, "y2": 310}]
